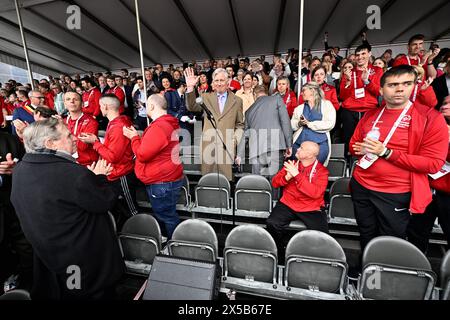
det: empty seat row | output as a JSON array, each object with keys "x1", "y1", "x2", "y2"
[{"x1": 117, "y1": 215, "x2": 450, "y2": 300}]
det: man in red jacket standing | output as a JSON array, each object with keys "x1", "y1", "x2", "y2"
[
  {"x1": 123, "y1": 94, "x2": 183, "y2": 239},
  {"x1": 64, "y1": 92, "x2": 99, "y2": 167},
  {"x1": 340, "y1": 44, "x2": 383, "y2": 156},
  {"x1": 81, "y1": 77, "x2": 102, "y2": 118},
  {"x1": 407, "y1": 96, "x2": 450, "y2": 252},
  {"x1": 266, "y1": 141, "x2": 329, "y2": 257},
  {"x1": 106, "y1": 76, "x2": 125, "y2": 115},
  {"x1": 350, "y1": 65, "x2": 449, "y2": 250},
  {"x1": 79, "y1": 94, "x2": 139, "y2": 228}
]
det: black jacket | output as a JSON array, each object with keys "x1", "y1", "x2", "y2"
[
  {"x1": 432, "y1": 74, "x2": 449, "y2": 110},
  {"x1": 10, "y1": 152, "x2": 124, "y2": 299}
]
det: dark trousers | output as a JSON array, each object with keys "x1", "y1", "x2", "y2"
[
  {"x1": 407, "y1": 191, "x2": 450, "y2": 253},
  {"x1": 0, "y1": 202, "x2": 33, "y2": 293},
  {"x1": 109, "y1": 171, "x2": 141, "y2": 232},
  {"x1": 341, "y1": 108, "x2": 364, "y2": 157},
  {"x1": 266, "y1": 202, "x2": 329, "y2": 259},
  {"x1": 350, "y1": 178, "x2": 411, "y2": 250}
]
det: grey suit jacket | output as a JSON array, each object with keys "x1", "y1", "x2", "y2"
[{"x1": 237, "y1": 95, "x2": 293, "y2": 160}]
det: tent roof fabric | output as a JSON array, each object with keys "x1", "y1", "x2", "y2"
[{"x1": 1, "y1": 0, "x2": 449, "y2": 75}]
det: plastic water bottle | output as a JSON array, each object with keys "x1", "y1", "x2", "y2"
[{"x1": 364, "y1": 127, "x2": 380, "y2": 159}]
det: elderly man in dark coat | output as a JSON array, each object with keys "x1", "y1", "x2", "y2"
[{"x1": 10, "y1": 118, "x2": 124, "y2": 300}]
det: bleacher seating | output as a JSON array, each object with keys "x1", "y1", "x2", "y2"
[
  {"x1": 168, "y1": 219, "x2": 218, "y2": 262},
  {"x1": 192, "y1": 173, "x2": 233, "y2": 216},
  {"x1": 224, "y1": 225, "x2": 278, "y2": 284},
  {"x1": 119, "y1": 213, "x2": 162, "y2": 276},
  {"x1": 328, "y1": 177, "x2": 356, "y2": 225},
  {"x1": 441, "y1": 250, "x2": 450, "y2": 300},
  {"x1": 358, "y1": 236, "x2": 436, "y2": 300},
  {"x1": 284, "y1": 230, "x2": 348, "y2": 294},
  {"x1": 234, "y1": 175, "x2": 272, "y2": 219}
]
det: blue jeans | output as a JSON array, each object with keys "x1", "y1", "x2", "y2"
[{"x1": 145, "y1": 178, "x2": 183, "y2": 239}]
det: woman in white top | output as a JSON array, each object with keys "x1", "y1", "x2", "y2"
[{"x1": 291, "y1": 82, "x2": 336, "y2": 166}]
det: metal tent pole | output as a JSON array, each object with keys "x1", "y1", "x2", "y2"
[
  {"x1": 297, "y1": 0, "x2": 305, "y2": 99},
  {"x1": 134, "y1": 0, "x2": 149, "y2": 125},
  {"x1": 14, "y1": 0, "x2": 34, "y2": 89}
]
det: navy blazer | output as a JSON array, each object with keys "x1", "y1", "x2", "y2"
[{"x1": 165, "y1": 90, "x2": 191, "y2": 120}]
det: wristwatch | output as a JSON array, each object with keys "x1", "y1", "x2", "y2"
[{"x1": 380, "y1": 147, "x2": 392, "y2": 158}]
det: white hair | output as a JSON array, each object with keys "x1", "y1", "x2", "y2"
[
  {"x1": 212, "y1": 68, "x2": 229, "y2": 80},
  {"x1": 23, "y1": 118, "x2": 62, "y2": 153}
]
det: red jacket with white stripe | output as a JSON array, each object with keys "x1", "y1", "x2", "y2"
[
  {"x1": 430, "y1": 145, "x2": 450, "y2": 194},
  {"x1": 131, "y1": 114, "x2": 183, "y2": 185},
  {"x1": 350, "y1": 102, "x2": 449, "y2": 213},
  {"x1": 65, "y1": 113, "x2": 99, "y2": 166},
  {"x1": 82, "y1": 87, "x2": 102, "y2": 117},
  {"x1": 93, "y1": 115, "x2": 134, "y2": 181},
  {"x1": 340, "y1": 65, "x2": 383, "y2": 112},
  {"x1": 272, "y1": 160, "x2": 329, "y2": 212}
]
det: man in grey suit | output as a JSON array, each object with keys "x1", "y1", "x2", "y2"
[{"x1": 236, "y1": 85, "x2": 293, "y2": 177}]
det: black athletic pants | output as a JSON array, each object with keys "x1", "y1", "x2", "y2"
[
  {"x1": 266, "y1": 202, "x2": 329, "y2": 260},
  {"x1": 341, "y1": 108, "x2": 364, "y2": 157},
  {"x1": 350, "y1": 178, "x2": 411, "y2": 250},
  {"x1": 407, "y1": 191, "x2": 450, "y2": 253}
]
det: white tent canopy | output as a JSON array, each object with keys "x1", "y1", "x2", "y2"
[{"x1": 0, "y1": 0, "x2": 449, "y2": 76}]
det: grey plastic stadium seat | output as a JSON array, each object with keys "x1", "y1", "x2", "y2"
[
  {"x1": 235, "y1": 175, "x2": 272, "y2": 216},
  {"x1": 168, "y1": 219, "x2": 218, "y2": 262},
  {"x1": 330, "y1": 143, "x2": 346, "y2": 159},
  {"x1": 441, "y1": 250, "x2": 450, "y2": 300},
  {"x1": 329, "y1": 178, "x2": 355, "y2": 221},
  {"x1": 119, "y1": 213, "x2": 162, "y2": 276},
  {"x1": 177, "y1": 175, "x2": 191, "y2": 208},
  {"x1": 285, "y1": 230, "x2": 348, "y2": 293},
  {"x1": 358, "y1": 236, "x2": 436, "y2": 300},
  {"x1": 327, "y1": 158, "x2": 347, "y2": 182},
  {"x1": 224, "y1": 225, "x2": 278, "y2": 284},
  {"x1": 194, "y1": 173, "x2": 231, "y2": 210},
  {"x1": 0, "y1": 289, "x2": 31, "y2": 300}
]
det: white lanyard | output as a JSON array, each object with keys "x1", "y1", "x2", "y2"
[
  {"x1": 411, "y1": 82, "x2": 420, "y2": 103},
  {"x1": 371, "y1": 101, "x2": 412, "y2": 147},
  {"x1": 66, "y1": 113, "x2": 84, "y2": 136},
  {"x1": 309, "y1": 160, "x2": 318, "y2": 183},
  {"x1": 406, "y1": 56, "x2": 411, "y2": 66}
]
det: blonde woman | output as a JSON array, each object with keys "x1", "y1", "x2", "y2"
[{"x1": 291, "y1": 82, "x2": 336, "y2": 165}]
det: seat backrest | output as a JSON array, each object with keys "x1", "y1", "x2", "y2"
[
  {"x1": 196, "y1": 173, "x2": 230, "y2": 208},
  {"x1": 0, "y1": 289, "x2": 31, "y2": 300},
  {"x1": 329, "y1": 178, "x2": 351, "y2": 197},
  {"x1": 177, "y1": 175, "x2": 190, "y2": 206},
  {"x1": 441, "y1": 250, "x2": 450, "y2": 300},
  {"x1": 120, "y1": 214, "x2": 162, "y2": 265},
  {"x1": 235, "y1": 175, "x2": 272, "y2": 212},
  {"x1": 360, "y1": 236, "x2": 436, "y2": 300},
  {"x1": 327, "y1": 159, "x2": 346, "y2": 178},
  {"x1": 169, "y1": 219, "x2": 218, "y2": 262},
  {"x1": 224, "y1": 225, "x2": 277, "y2": 283},
  {"x1": 329, "y1": 196, "x2": 355, "y2": 220},
  {"x1": 285, "y1": 230, "x2": 347, "y2": 293},
  {"x1": 330, "y1": 144, "x2": 345, "y2": 159}
]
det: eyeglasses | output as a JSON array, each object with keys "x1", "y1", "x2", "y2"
[{"x1": 32, "y1": 96, "x2": 45, "y2": 99}]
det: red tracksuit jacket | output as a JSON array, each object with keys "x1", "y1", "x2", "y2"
[
  {"x1": 82, "y1": 87, "x2": 102, "y2": 117},
  {"x1": 93, "y1": 115, "x2": 134, "y2": 181},
  {"x1": 272, "y1": 160, "x2": 329, "y2": 212},
  {"x1": 65, "y1": 113, "x2": 99, "y2": 166},
  {"x1": 340, "y1": 65, "x2": 383, "y2": 112},
  {"x1": 430, "y1": 145, "x2": 450, "y2": 194},
  {"x1": 106, "y1": 86, "x2": 125, "y2": 115},
  {"x1": 350, "y1": 102, "x2": 449, "y2": 213},
  {"x1": 131, "y1": 114, "x2": 183, "y2": 185}
]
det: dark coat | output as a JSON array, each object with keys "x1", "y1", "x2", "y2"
[
  {"x1": 10, "y1": 152, "x2": 124, "y2": 299},
  {"x1": 432, "y1": 74, "x2": 449, "y2": 110}
]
